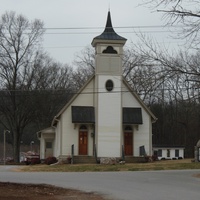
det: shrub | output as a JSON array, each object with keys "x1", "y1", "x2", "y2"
[
  {"x1": 30, "y1": 158, "x2": 41, "y2": 165},
  {"x1": 151, "y1": 155, "x2": 158, "y2": 161},
  {"x1": 144, "y1": 156, "x2": 152, "y2": 162},
  {"x1": 45, "y1": 157, "x2": 57, "y2": 165}
]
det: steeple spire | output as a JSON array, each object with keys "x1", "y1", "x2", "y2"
[
  {"x1": 91, "y1": 11, "x2": 127, "y2": 47},
  {"x1": 104, "y1": 11, "x2": 115, "y2": 33}
]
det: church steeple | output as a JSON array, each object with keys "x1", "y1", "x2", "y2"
[
  {"x1": 93, "y1": 11, "x2": 126, "y2": 158},
  {"x1": 91, "y1": 11, "x2": 127, "y2": 46},
  {"x1": 91, "y1": 11, "x2": 126, "y2": 76}
]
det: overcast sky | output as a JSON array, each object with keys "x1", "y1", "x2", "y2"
[{"x1": 0, "y1": 0, "x2": 182, "y2": 64}]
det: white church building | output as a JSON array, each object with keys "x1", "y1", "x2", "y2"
[{"x1": 38, "y1": 11, "x2": 157, "y2": 163}]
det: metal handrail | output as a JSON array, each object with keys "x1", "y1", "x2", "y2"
[
  {"x1": 71, "y1": 144, "x2": 74, "y2": 164},
  {"x1": 122, "y1": 145, "x2": 125, "y2": 161}
]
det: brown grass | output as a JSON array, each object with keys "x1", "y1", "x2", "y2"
[{"x1": 15, "y1": 159, "x2": 200, "y2": 172}]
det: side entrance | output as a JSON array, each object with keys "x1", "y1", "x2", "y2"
[
  {"x1": 79, "y1": 125, "x2": 88, "y2": 155},
  {"x1": 124, "y1": 127, "x2": 133, "y2": 156},
  {"x1": 45, "y1": 141, "x2": 53, "y2": 158}
]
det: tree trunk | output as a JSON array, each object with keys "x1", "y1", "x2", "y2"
[{"x1": 13, "y1": 130, "x2": 20, "y2": 163}]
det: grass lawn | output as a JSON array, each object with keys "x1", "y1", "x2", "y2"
[{"x1": 17, "y1": 159, "x2": 200, "y2": 172}]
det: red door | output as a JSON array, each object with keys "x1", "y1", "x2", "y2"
[
  {"x1": 79, "y1": 131, "x2": 88, "y2": 155},
  {"x1": 124, "y1": 132, "x2": 133, "y2": 155}
]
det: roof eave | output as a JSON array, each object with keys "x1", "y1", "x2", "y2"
[{"x1": 91, "y1": 38, "x2": 127, "y2": 47}]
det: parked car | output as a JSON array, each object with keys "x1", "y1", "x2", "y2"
[{"x1": 21, "y1": 151, "x2": 40, "y2": 165}]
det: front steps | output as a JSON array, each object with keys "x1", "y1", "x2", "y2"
[
  {"x1": 59, "y1": 155, "x2": 146, "y2": 164},
  {"x1": 72, "y1": 156, "x2": 97, "y2": 164},
  {"x1": 71, "y1": 156, "x2": 146, "y2": 164}
]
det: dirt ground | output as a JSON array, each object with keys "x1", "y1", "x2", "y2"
[{"x1": 0, "y1": 182, "x2": 109, "y2": 200}]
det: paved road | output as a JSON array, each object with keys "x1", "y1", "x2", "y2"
[{"x1": 0, "y1": 166, "x2": 200, "y2": 200}]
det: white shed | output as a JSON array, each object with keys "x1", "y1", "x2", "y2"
[{"x1": 153, "y1": 145, "x2": 184, "y2": 160}]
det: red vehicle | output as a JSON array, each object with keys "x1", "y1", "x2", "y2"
[{"x1": 23, "y1": 152, "x2": 40, "y2": 165}]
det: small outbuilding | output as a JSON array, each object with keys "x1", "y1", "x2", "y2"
[
  {"x1": 153, "y1": 145, "x2": 184, "y2": 160},
  {"x1": 194, "y1": 140, "x2": 200, "y2": 162}
]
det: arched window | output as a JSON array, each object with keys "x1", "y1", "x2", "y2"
[
  {"x1": 102, "y1": 46, "x2": 117, "y2": 54},
  {"x1": 79, "y1": 125, "x2": 87, "y2": 130}
]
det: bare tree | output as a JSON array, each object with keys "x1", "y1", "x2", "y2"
[
  {"x1": 0, "y1": 11, "x2": 44, "y2": 162},
  {"x1": 143, "y1": 0, "x2": 200, "y2": 47},
  {"x1": 72, "y1": 46, "x2": 95, "y2": 90},
  {"x1": 30, "y1": 56, "x2": 75, "y2": 129},
  {"x1": 132, "y1": 33, "x2": 200, "y2": 79},
  {"x1": 127, "y1": 32, "x2": 200, "y2": 155}
]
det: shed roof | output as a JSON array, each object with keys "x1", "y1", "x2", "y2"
[{"x1": 153, "y1": 145, "x2": 185, "y2": 149}]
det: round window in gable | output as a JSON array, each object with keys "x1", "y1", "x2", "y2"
[{"x1": 105, "y1": 80, "x2": 114, "y2": 91}]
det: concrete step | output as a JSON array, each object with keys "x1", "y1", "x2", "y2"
[
  {"x1": 72, "y1": 156, "x2": 146, "y2": 164},
  {"x1": 72, "y1": 156, "x2": 96, "y2": 164}
]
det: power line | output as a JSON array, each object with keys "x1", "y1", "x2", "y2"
[
  {"x1": 43, "y1": 25, "x2": 185, "y2": 30},
  {"x1": 42, "y1": 25, "x2": 181, "y2": 35},
  {"x1": 0, "y1": 86, "x2": 198, "y2": 96},
  {"x1": 41, "y1": 25, "x2": 183, "y2": 49},
  {"x1": 44, "y1": 30, "x2": 177, "y2": 35}
]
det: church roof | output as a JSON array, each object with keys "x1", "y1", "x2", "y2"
[{"x1": 92, "y1": 11, "x2": 127, "y2": 46}]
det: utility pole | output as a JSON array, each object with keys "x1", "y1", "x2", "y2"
[{"x1": 4, "y1": 130, "x2": 10, "y2": 165}]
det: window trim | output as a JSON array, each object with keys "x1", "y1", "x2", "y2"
[{"x1": 105, "y1": 79, "x2": 114, "y2": 92}]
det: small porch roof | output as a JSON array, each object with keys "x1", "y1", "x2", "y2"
[
  {"x1": 71, "y1": 106, "x2": 95, "y2": 123},
  {"x1": 71, "y1": 106, "x2": 143, "y2": 125},
  {"x1": 123, "y1": 107, "x2": 143, "y2": 124},
  {"x1": 36, "y1": 127, "x2": 55, "y2": 139}
]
